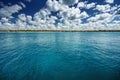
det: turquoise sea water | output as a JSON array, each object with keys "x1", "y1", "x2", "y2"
[{"x1": 0, "y1": 32, "x2": 120, "y2": 80}]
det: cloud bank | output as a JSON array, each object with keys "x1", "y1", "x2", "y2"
[{"x1": 0, "y1": 0, "x2": 120, "y2": 30}]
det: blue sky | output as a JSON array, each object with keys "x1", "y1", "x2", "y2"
[{"x1": 0, "y1": 0, "x2": 120, "y2": 30}]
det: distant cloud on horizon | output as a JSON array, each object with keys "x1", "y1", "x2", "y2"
[{"x1": 0, "y1": 0, "x2": 120, "y2": 30}]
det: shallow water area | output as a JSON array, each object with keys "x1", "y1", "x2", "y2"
[{"x1": 0, "y1": 32, "x2": 120, "y2": 80}]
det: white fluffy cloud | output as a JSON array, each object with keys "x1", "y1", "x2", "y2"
[
  {"x1": 0, "y1": 17, "x2": 9, "y2": 23},
  {"x1": 95, "y1": 4, "x2": 111, "y2": 12},
  {"x1": 87, "y1": 13, "x2": 112, "y2": 22},
  {"x1": 59, "y1": 0, "x2": 79, "y2": 5},
  {"x1": 58, "y1": 7, "x2": 81, "y2": 19},
  {"x1": 105, "y1": 0, "x2": 114, "y2": 4},
  {"x1": 77, "y1": 2, "x2": 85, "y2": 8},
  {"x1": 86, "y1": 2, "x2": 96, "y2": 9},
  {"x1": 0, "y1": 3, "x2": 25, "y2": 18},
  {"x1": 0, "y1": 0, "x2": 120, "y2": 30},
  {"x1": 46, "y1": 0, "x2": 60, "y2": 11},
  {"x1": 77, "y1": 2, "x2": 96, "y2": 9}
]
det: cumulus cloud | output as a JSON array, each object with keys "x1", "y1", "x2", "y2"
[
  {"x1": 46, "y1": 0, "x2": 62, "y2": 11},
  {"x1": 77, "y1": 2, "x2": 96, "y2": 9},
  {"x1": 0, "y1": 17, "x2": 9, "y2": 23},
  {"x1": 105, "y1": 0, "x2": 114, "y2": 4},
  {"x1": 87, "y1": 13, "x2": 112, "y2": 22},
  {"x1": 0, "y1": 0, "x2": 120, "y2": 30},
  {"x1": 77, "y1": 2, "x2": 86, "y2": 8},
  {"x1": 58, "y1": 7, "x2": 81, "y2": 19},
  {"x1": 0, "y1": 3, "x2": 25, "y2": 18},
  {"x1": 86, "y1": 2, "x2": 96, "y2": 9},
  {"x1": 95, "y1": 4, "x2": 111, "y2": 12},
  {"x1": 80, "y1": 11, "x2": 89, "y2": 19},
  {"x1": 59, "y1": 0, "x2": 79, "y2": 5}
]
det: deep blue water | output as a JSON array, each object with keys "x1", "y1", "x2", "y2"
[{"x1": 0, "y1": 32, "x2": 120, "y2": 80}]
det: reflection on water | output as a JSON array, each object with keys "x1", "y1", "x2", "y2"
[{"x1": 0, "y1": 32, "x2": 120, "y2": 80}]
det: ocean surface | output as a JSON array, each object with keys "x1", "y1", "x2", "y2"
[{"x1": 0, "y1": 32, "x2": 120, "y2": 80}]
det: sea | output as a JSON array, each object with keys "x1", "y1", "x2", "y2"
[{"x1": 0, "y1": 32, "x2": 120, "y2": 80}]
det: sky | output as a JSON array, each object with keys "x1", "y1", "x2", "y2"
[{"x1": 0, "y1": 0, "x2": 120, "y2": 30}]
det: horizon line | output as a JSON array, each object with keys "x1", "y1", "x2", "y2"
[{"x1": 0, "y1": 30, "x2": 120, "y2": 32}]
